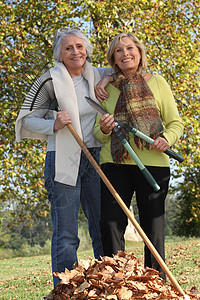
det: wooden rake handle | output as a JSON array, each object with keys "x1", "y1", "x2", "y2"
[{"x1": 67, "y1": 123, "x2": 187, "y2": 298}]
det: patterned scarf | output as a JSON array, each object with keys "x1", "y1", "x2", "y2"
[{"x1": 111, "y1": 72, "x2": 164, "y2": 163}]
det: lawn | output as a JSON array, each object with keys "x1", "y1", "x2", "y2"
[{"x1": 0, "y1": 238, "x2": 199, "y2": 299}]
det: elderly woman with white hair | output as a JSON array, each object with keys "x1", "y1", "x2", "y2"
[{"x1": 15, "y1": 27, "x2": 112, "y2": 287}]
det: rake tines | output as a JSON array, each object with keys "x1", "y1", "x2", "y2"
[
  {"x1": 4, "y1": 52, "x2": 54, "y2": 111},
  {"x1": 21, "y1": 70, "x2": 58, "y2": 111}
]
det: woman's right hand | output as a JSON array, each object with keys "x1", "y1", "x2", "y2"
[
  {"x1": 53, "y1": 110, "x2": 72, "y2": 131},
  {"x1": 94, "y1": 75, "x2": 114, "y2": 103},
  {"x1": 99, "y1": 113, "x2": 115, "y2": 134}
]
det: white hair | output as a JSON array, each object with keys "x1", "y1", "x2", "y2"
[{"x1": 53, "y1": 27, "x2": 93, "y2": 62}]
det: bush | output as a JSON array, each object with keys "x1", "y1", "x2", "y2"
[
  {"x1": 0, "y1": 239, "x2": 51, "y2": 260},
  {"x1": 19, "y1": 239, "x2": 51, "y2": 257},
  {"x1": 0, "y1": 248, "x2": 16, "y2": 259},
  {"x1": 78, "y1": 221, "x2": 92, "y2": 251}
]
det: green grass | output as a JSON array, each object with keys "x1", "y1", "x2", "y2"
[
  {"x1": 0, "y1": 238, "x2": 199, "y2": 299},
  {"x1": 126, "y1": 238, "x2": 200, "y2": 290},
  {"x1": 0, "y1": 256, "x2": 52, "y2": 299}
]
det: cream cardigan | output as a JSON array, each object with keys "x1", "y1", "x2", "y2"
[{"x1": 15, "y1": 61, "x2": 108, "y2": 186}]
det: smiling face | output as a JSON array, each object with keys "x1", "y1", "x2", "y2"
[
  {"x1": 114, "y1": 37, "x2": 141, "y2": 76},
  {"x1": 59, "y1": 34, "x2": 87, "y2": 77}
]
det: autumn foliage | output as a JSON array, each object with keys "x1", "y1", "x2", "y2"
[
  {"x1": 0, "y1": 0, "x2": 199, "y2": 233},
  {"x1": 44, "y1": 251, "x2": 200, "y2": 299}
]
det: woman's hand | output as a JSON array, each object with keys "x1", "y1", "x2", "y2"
[
  {"x1": 99, "y1": 113, "x2": 115, "y2": 134},
  {"x1": 53, "y1": 110, "x2": 72, "y2": 131},
  {"x1": 149, "y1": 136, "x2": 169, "y2": 152},
  {"x1": 94, "y1": 75, "x2": 114, "y2": 103}
]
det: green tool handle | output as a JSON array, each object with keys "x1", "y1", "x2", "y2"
[
  {"x1": 122, "y1": 139, "x2": 160, "y2": 192},
  {"x1": 130, "y1": 128, "x2": 184, "y2": 163}
]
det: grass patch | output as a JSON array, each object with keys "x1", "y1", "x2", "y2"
[
  {"x1": 0, "y1": 238, "x2": 199, "y2": 299},
  {"x1": 0, "y1": 255, "x2": 52, "y2": 299}
]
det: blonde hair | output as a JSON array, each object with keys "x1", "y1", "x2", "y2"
[{"x1": 107, "y1": 33, "x2": 147, "y2": 74}]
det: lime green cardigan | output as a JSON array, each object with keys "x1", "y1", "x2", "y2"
[{"x1": 94, "y1": 74, "x2": 184, "y2": 167}]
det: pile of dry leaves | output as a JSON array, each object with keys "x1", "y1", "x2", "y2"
[{"x1": 44, "y1": 251, "x2": 200, "y2": 300}]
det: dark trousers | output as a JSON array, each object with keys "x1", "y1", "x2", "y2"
[{"x1": 100, "y1": 163, "x2": 170, "y2": 281}]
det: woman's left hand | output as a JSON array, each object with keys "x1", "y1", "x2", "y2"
[{"x1": 149, "y1": 136, "x2": 170, "y2": 152}]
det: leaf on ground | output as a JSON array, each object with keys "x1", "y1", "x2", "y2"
[{"x1": 44, "y1": 251, "x2": 200, "y2": 300}]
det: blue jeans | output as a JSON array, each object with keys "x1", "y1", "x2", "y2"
[{"x1": 44, "y1": 148, "x2": 103, "y2": 287}]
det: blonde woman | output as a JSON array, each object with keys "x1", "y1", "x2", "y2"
[{"x1": 94, "y1": 33, "x2": 184, "y2": 280}]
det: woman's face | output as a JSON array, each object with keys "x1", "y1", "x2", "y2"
[
  {"x1": 114, "y1": 37, "x2": 141, "y2": 76},
  {"x1": 60, "y1": 34, "x2": 87, "y2": 77}
]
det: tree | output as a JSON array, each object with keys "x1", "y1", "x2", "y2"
[
  {"x1": 0, "y1": 0, "x2": 199, "y2": 234},
  {"x1": 0, "y1": 0, "x2": 80, "y2": 225},
  {"x1": 173, "y1": 167, "x2": 200, "y2": 237}
]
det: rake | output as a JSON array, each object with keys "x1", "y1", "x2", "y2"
[
  {"x1": 3, "y1": 52, "x2": 52, "y2": 110},
  {"x1": 13, "y1": 55, "x2": 189, "y2": 299}
]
